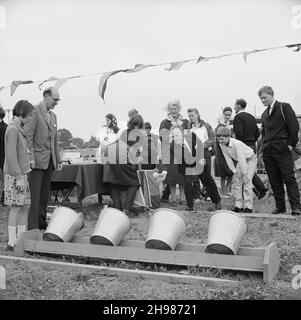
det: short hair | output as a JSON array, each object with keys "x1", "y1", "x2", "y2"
[
  {"x1": 43, "y1": 87, "x2": 53, "y2": 97},
  {"x1": 144, "y1": 122, "x2": 152, "y2": 130},
  {"x1": 216, "y1": 126, "x2": 231, "y2": 137},
  {"x1": 187, "y1": 107, "x2": 200, "y2": 115},
  {"x1": 127, "y1": 114, "x2": 144, "y2": 130},
  {"x1": 128, "y1": 108, "x2": 139, "y2": 118},
  {"x1": 235, "y1": 99, "x2": 247, "y2": 109},
  {"x1": 223, "y1": 107, "x2": 232, "y2": 114},
  {"x1": 105, "y1": 113, "x2": 119, "y2": 134},
  {"x1": 165, "y1": 100, "x2": 182, "y2": 113},
  {"x1": 258, "y1": 86, "x2": 274, "y2": 97},
  {"x1": 0, "y1": 106, "x2": 5, "y2": 119},
  {"x1": 12, "y1": 100, "x2": 34, "y2": 118}
]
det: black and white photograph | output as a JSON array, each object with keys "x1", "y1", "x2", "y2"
[{"x1": 0, "y1": 0, "x2": 301, "y2": 306}]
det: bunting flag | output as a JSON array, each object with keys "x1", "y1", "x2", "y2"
[
  {"x1": 0, "y1": 42, "x2": 300, "y2": 101},
  {"x1": 38, "y1": 76, "x2": 59, "y2": 90},
  {"x1": 286, "y1": 43, "x2": 301, "y2": 52},
  {"x1": 196, "y1": 56, "x2": 212, "y2": 63},
  {"x1": 165, "y1": 60, "x2": 190, "y2": 71},
  {"x1": 98, "y1": 70, "x2": 123, "y2": 102},
  {"x1": 124, "y1": 63, "x2": 154, "y2": 73},
  {"x1": 243, "y1": 49, "x2": 262, "y2": 63},
  {"x1": 10, "y1": 80, "x2": 33, "y2": 96},
  {"x1": 55, "y1": 77, "x2": 69, "y2": 89}
]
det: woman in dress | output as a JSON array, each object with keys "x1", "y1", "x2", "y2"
[
  {"x1": 102, "y1": 114, "x2": 144, "y2": 215},
  {"x1": 159, "y1": 100, "x2": 189, "y2": 206},
  {"x1": 96, "y1": 113, "x2": 120, "y2": 163},
  {"x1": 3, "y1": 100, "x2": 34, "y2": 250}
]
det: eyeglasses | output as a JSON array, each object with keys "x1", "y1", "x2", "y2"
[{"x1": 51, "y1": 96, "x2": 60, "y2": 102}]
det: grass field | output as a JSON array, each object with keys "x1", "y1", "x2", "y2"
[{"x1": 0, "y1": 193, "x2": 300, "y2": 300}]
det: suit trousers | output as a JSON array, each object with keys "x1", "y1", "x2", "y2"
[
  {"x1": 109, "y1": 183, "x2": 138, "y2": 211},
  {"x1": 232, "y1": 154, "x2": 257, "y2": 209},
  {"x1": 263, "y1": 150, "x2": 301, "y2": 211},
  {"x1": 28, "y1": 157, "x2": 54, "y2": 230}
]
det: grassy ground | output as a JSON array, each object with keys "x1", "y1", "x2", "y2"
[{"x1": 0, "y1": 193, "x2": 300, "y2": 300}]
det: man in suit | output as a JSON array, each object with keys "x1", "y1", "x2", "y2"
[
  {"x1": 258, "y1": 86, "x2": 301, "y2": 215},
  {"x1": 0, "y1": 105, "x2": 8, "y2": 205},
  {"x1": 233, "y1": 98, "x2": 268, "y2": 200},
  {"x1": 25, "y1": 87, "x2": 62, "y2": 229}
]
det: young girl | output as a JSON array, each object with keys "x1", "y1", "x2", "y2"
[{"x1": 3, "y1": 100, "x2": 34, "y2": 251}]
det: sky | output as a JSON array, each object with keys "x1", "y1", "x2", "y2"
[{"x1": 0, "y1": 0, "x2": 301, "y2": 140}]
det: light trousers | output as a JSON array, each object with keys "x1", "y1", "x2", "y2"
[{"x1": 232, "y1": 154, "x2": 257, "y2": 210}]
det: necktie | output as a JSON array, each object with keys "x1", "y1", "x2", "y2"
[{"x1": 267, "y1": 106, "x2": 271, "y2": 115}]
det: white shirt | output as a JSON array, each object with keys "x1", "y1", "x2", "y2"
[
  {"x1": 220, "y1": 138, "x2": 254, "y2": 175},
  {"x1": 191, "y1": 123, "x2": 208, "y2": 143},
  {"x1": 268, "y1": 100, "x2": 276, "y2": 115}
]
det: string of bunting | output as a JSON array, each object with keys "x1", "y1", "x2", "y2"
[{"x1": 0, "y1": 42, "x2": 300, "y2": 102}]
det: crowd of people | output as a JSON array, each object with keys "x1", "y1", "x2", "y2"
[{"x1": 1, "y1": 85, "x2": 301, "y2": 252}]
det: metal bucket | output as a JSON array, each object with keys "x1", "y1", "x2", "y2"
[
  {"x1": 90, "y1": 207, "x2": 132, "y2": 246},
  {"x1": 206, "y1": 210, "x2": 248, "y2": 255},
  {"x1": 145, "y1": 208, "x2": 187, "y2": 250},
  {"x1": 43, "y1": 206, "x2": 84, "y2": 242}
]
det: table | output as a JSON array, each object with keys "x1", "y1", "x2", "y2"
[{"x1": 50, "y1": 163, "x2": 109, "y2": 206}]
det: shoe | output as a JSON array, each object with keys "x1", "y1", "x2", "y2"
[
  {"x1": 185, "y1": 207, "x2": 194, "y2": 211},
  {"x1": 257, "y1": 188, "x2": 268, "y2": 200},
  {"x1": 244, "y1": 208, "x2": 253, "y2": 213},
  {"x1": 215, "y1": 201, "x2": 222, "y2": 210},
  {"x1": 194, "y1": 198, "x2": 201, "y2": 204},
  {"x1": 5, "y1": 244, "x2": 14, "y2": 252},
  {"x1": 160, "y1": 199, "x2": 169, "y2": 204},
  {"x1": 169, "y1": 201, "x2": 177, "y2": 207},
  {"x1": 232, "y1": 207, "x2": 243, "y2": 213},
  {"x1": 271, "y1": 208, "x2": 286, "y2": 215},
  {"x1": 291, "y1": 209, "x2": 301, "y2": 216}
]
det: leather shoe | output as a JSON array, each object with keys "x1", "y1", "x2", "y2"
[
  {"x1": 291, "y1": 209, "x2": 301, "y2": 216},
  {"x1": 232, "y1": 207, "x2": 243, "y2": 213},
  {"x1": 257, "y1": 188, "x2": 268, "y2": 200},
  {"x1": 271, "y1": 208, "x2": 286, "y2": 215},
  {"x1": 185, "y1": 207, "x2": 194, "y2": 212},
  {"x1": 244, "y1": 208, "x2": 253, "y2": 213},
  {"x1": 5, "y1": 244, "x2": 14, "y2": 252}
]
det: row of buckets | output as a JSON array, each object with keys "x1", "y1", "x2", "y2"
[{"x1": 43, "y1": 207, "x2": 248, "y2": 255}]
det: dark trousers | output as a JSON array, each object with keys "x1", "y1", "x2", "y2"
[
  {"x1": 246, "y1": 142, "x2": 266, "y2": 193},
  {"x1": 109, "y1": 183, "x2": 138, "y2": 210},
  {"x1": 161, "y1": 184, "x2": 170, "y2": 200},
  {"x1": 263, "y1": 150, "x2": 301, "y2": 211},
  {"x1": 183, "y1": 150, "x2": 221, "y2": 208},
  {"x1": 28, "y1": 158, "x2": 54, "y2": 230}
]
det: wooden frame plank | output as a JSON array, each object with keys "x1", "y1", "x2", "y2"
[
  {"x1": 70, "y1": 236, "x2": 266, "y2": 257},
  {"x1": 202, "y1": 211, "x2": 296, "y2": 219},
  {"x1": 263, "y1": 243, "x2": 280, "y2": 283},
  {"x1": 0, "y1": 255, "x2": 236, "y2": 287},
  {"x1": 23, "y1": 239, "x2": 263, "y2": 272}
]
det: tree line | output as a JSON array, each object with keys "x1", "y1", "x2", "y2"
[{"x1": 58, "y1": 128, "x2": 100, "y2": 149}]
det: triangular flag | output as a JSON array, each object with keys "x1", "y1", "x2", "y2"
[
  {"x1": 196, "y1": 56, "x2": 211, "y2": 63},
  {"x1": 10, "y1": 80, "x2": 33, "y2": 96},
  {"x1": 55, "y1": 78, "x2": 69, "y2": 89},
  {"x1": 165, "y1": 60, "x2": 189, "y2": 71},
  {"x1": 98, "y1": 70, "x2": 123, "y2": 102},
  {"x1": 38, "y1": 76, "x2": 59, "y2": 90},
  {"x1": 124, "y1": 64, "x2": 154, "y2": 73},
  {"x1": 243, "y1": 49, "x2": 262, "y2": 63},
  {"x1": 286, "y1": 43, "x2": 301, "y2": 52}
]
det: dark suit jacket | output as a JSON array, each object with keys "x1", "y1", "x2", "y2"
[
  {"x1": 0, "y1": 120, "x2": 8, "y2": 170},
  {"x1": 261, "y1": 100, "x2": 299, "y2": 153},
  {"x1": 233, "y1": 111, "x2": 260, "y2": 145}
]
